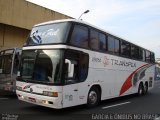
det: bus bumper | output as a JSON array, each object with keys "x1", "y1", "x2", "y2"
[{"x1": 16, "y1": 90, "x2": 63, "y2": 109}]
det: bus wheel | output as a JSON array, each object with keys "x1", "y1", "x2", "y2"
[
  {"x1": 87, "y1": 87, "x2": 100, "y2": 107},
  {"x1": 138, "y1": 83, "x2": 144, "y2": 96},
  {"x1": 144, "y1": 82, "x2": 148, "y2": 94}
]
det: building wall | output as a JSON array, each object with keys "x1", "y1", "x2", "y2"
[
  {"x1": 0, "y1": 24, "x2": 30, "y2": 49},
  {"x1": 0, "y1": 0, "x2": 72, "y2": 50}
]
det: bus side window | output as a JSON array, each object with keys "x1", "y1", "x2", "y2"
[
  {"x1": 108, "y1": 36, "x2": 115, "y2": 53},
  {"x1": 64, "y1": 50, "x2": 89, "y2": 84},
  {"x1": 146, "y1": 50, "x2": 151, "y2": 63},
  {"x1": 99, "y1": 33, "x2": 106, "y2": 51},
  {"x1": 131, "y1": 45, "x2": 139, "y2": 60},
  {"x1": 121, "y1": 41, "x2": 131, "y2": 57},
  {"x1": 108, "y1": 36, "x2": 120, "y2": 55},
  {"x1": 90, "y1": 29, "x2": 99, "y2": 50},
  {"x1": 142, "y1": 50, "x2": 146, "y2": 61},
  {"x1": 70, "y1": 25, "x2": 89, "y2": 49},
  {"x1": 151, "y1": 53, "x2": 155, "y2": 63}
]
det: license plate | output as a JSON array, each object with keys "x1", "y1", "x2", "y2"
[{"x1": 28, "y1": 97, "x2": 36, "y2": 102}]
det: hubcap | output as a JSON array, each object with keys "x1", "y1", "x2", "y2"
[
  {"x1": 139, "y1": 88, "x2": 142, "y2": 94},
  {"x1": 89, "y1": 91, "x2": 97, "y2": 104}
]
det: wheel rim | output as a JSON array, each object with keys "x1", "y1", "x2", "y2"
[
  {"x1": 88, "y1": 91, "x2": 97, "y2": 105},
  {"x1": 144, "y1": 84, "x2": 148, "y2": 93},
  {"x1": 139, "y1": 88, "x2": 142, "y2": 95}
]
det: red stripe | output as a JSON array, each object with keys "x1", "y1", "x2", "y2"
[{"x1": 119, "y1": 64, "x2": 149, "y2": 96}]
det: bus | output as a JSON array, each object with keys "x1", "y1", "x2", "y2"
[
  {"x1": 155, "y1": 64, "x2": 160, "y2": 80},
  {"x1": 0, "y1": 48, "x2": 21, "y2": 92},
  {"x1": 16, "y1": 19, "x2": 155, "y2": 109}
]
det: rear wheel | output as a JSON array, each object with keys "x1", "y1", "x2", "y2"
[
  {"x1": 87, "y1": 87, "x2": 100, "y2": 107},
  {"x1": 143, "y1": 82, "x2": 148, "y2": 94},
  {"x1": 138, "y1": 83, "x2": 144, "y2": 96}
]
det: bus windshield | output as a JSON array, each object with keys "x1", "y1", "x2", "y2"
[
  {"x1": 27, "y1": 22, "x2": 71, "y2": 45},
  {"x1": 19, "y1": 50, "x2": 63, "y2": 84},
  {"x1": 3, "y1": 55, "x2": 12, "y2": 74},
  {"x1": 0, "y1": 54, "x2": 12, "y2": 74}
]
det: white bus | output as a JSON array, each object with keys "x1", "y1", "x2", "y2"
[
  {"x1": 0, "y1": 48, "x2": 21, "y2": 92},
  {"x1": 155, "y1": 64, "x2": 160, "y2": 80},
  {"x1": 16, "y1": 19, "x2": 155, "y2": 109}
]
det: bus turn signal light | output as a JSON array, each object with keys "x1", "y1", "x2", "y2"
[{"x1": 43, "y1": 91, "x2": 58, "y2": 97}]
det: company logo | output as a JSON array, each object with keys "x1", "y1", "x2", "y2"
[
  {"x1": 31, "y1": 30, "x2": 42, "y2": 44},
  {"x1": 103, "y1": 56, "x2": 109, "y2": 67}
]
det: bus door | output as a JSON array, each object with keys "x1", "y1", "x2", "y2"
[{"x1": 62, "y1": 50, "x2": 89, "y2": 107}]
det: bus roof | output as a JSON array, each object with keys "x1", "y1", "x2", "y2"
[{"x1": 34, "y1": 19, "x2": 154, "y2": 53}]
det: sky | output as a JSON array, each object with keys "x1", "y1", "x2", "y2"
[{"x1": 27, "y1": 0, "x2": 160, "y2": 59}]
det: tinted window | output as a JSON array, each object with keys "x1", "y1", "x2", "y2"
[
  {"x1": 151, "y1": 53, "x2": 155, "y2": 63},
  {"x1": 108, "y1": 36, "x2": 115, "y2": 53},
  {"x1": 99, "y1": 33, "x2": 106, "y2": 51},
  {"x1": 146, "y1": 51, "x2": 151, "y2": 62},
  {"x1": 27, "y1": 22, "x2": 71, "y2": 45},
  {"x1": 108, "y1": 36, "x2": 120, "y2": 54},
  {"x1": 64, "y1": 50, "x2": 89, "y2": 84},
  {"x1": 131, "y1": 45, "x2": 139, "y2": 59},
  {"x1": 142, "y1": 50, "x2": 146, "y2": 61},
  {"x1": 115, "y1": 39, "x2": 120, "y2": 54},
  {"x1": 139, "y1": 49, "x2": 143, "y2": 60},
  {"x1": 121, "y1": 41, "x2": 131, "y2": 57},
  {"x1": 70, "y1": 25, "x2": 89, "y2": 48},
  {"x1": 90, "y1": 29, "x2": 99, "y2": 50}
]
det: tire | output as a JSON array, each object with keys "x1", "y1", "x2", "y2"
[
  {"x1": 143, "y1": 82, "x2": 148, "y2": 94},
  {"x1": 87, "y1": 87, "x2": 100, "y2": 107},
  {"x1": 138, "y1": 83, "x2": 144, "y2": 96}
]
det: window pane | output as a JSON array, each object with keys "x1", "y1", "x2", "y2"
[
  {"x1": 3, "y1": 55, "x2": 12, "y2": 74},
  {"x1": 64, "y1": 50, "x2": 89, "y2": 84},
  {"x1": 151, "y1": 53, "x2": 155, "y2": 63},
  {"x1": 108, "y1": 36, "x2": 114, "y2": 53},
  {"x1": 21, "y1": 50, "x2": 62, "y2": 84},
  {"x1": 90, "y1": 29, "x2": 99, "y2": 50},
  {"x1": 121, "y1": 41, "x2": 131, "y2": 57},
  {"x1": 139, "y1": 49, "x2": 143, "y2": 60},
  {"x1": 70, "y1": 25, "x2": 88, "y2": 48},
  {"x1": 142, "y1": 50, "x2": 146, "y2": 61},
  {"x1": 131, "y1": 45, "x2": 139, "y2": 59},
  {"x1": 115, "y1": 39, "x2": 120, "y2": 54},
  {"x1": 28, "y1": 22, "x2": 71, "y2": 45},
  {"x1": 146, "y1": 51, "x2": 151, "y2": 62},
  {"x1": 79, "y1": 53, "x2": 89, "y2": 82},
  {"x1": 99, "y1": 33, "x2": 106, "y2": 51}
]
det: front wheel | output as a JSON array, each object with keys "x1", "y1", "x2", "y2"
[{"x1": 87, "y1": 87, "x2": 100, "y2": 107}]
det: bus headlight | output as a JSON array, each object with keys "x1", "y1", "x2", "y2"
[{"x1": 43, "y1": 91, "x2": 58, "y2": 97}]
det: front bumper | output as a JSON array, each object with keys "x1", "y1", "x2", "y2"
[{"x1": 16, "y1": 90, "x2": 63, "y2": 109}]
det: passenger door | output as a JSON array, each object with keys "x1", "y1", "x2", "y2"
[{"x1": 62, "y1": 50, "x2": 89, "y2": 108}]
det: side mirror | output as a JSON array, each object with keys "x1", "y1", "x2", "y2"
[
  {"x1": 65, "y1": 59, "x2": 74, "y2": 78},
  {"x1": 0, "y1": 69, "x2": 3, "y2": 74}
]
